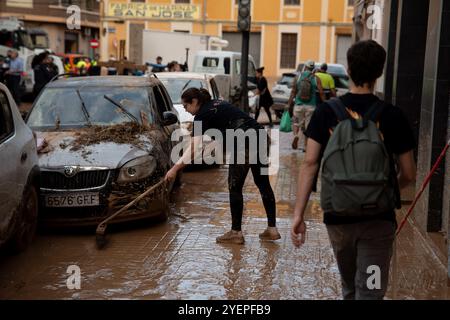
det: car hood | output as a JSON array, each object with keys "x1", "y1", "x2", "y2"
[
  {"x1": 271, "y1": 84, "x2": 291, "y2": 98},
  {"x1": 36, "y1": 131, "x2": 153, "y2": 169}
]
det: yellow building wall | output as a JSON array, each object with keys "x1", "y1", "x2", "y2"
[
  {"x1": 147, "y1": 21, "x2": 171, "y2": 32},
  {"x1": 193, "y1": 23, "x2": 220, "y2": 36},
  {"x1": 302, "y1": 0, "x2": 322, "y2": 22},
  {"x1": 204, "y1": 0, "x2": 232, "y2": 20},
  {"x1": 103, "y1": 0, "x2": 353, "y2": 78},
  {"x1": 282, "y1": 7, "x2": 302, "y2": 22},
  {"x1": 300, "y1": 26, "x2": 321, "y2": 62},
  {"x1": 262, "y1": 25, "x2": 279, "y2": 82},
  {"x1": 329, "y1": 0, "x2": 345, "y2": 22},
  {"x1": 253, "y1": 0, "x2": 280, "y2": 22}
]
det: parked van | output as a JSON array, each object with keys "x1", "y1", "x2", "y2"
[{"x1": 193, "y1": 51, "x2": 257, "y2": 103}]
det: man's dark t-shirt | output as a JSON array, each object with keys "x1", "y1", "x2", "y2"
[{"x1": 305, "y1": 93, "x2": 415, "y2": 225}]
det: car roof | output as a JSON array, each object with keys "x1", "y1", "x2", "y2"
[
  {"x1": 155, "y1": 72, "x2": 214, "y2": 80},
  {"x1": 46, "y1": 76, "x2": 160, "y2": 88}
]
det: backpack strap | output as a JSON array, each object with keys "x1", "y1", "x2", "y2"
[
  {"x1": 363, "y1": 99, "x2": 385, "y2": 124},
  {"x1": 325, "y1": 97, "x2": 349, "y2": 122}
]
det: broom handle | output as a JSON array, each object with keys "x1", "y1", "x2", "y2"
[
  {"x1": 98, "y1": 179, "x2": 165, "y2": 226},
  {"x1": 396, "y1": 138, "x2": 450, "y2": 235}
]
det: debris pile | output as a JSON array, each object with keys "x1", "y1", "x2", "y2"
[{"x1": 70, "y1": 122, "x2": 157, "y2": 151}]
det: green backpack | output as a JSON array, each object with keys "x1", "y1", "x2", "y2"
[{"x1": 321, "y1": 98, "x2": 398, "y2": 217}]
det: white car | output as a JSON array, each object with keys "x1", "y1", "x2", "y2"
[
  {"x1": 0, "y1": 82, "x2": 39, "y2": 251},
  {"x1": 156, "y1": 72, "x2": 225, "y2": 166}
]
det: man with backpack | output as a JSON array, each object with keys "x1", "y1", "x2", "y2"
[
  {"x1": 288, "y1": 60, "x2": 325, "y2": 151},
  {"x1": 290, "y1": 40, "x2": 417, "y2": 300}
]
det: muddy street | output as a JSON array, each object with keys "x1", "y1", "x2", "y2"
[{"x1": 0, "y1": 130, "x2": 447, "y2": 300}]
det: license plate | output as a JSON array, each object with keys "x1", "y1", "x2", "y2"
[{"x1": 44, "y1": 193, "x2": 100, "y2": 207}]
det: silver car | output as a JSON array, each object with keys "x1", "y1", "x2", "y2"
[
  {"x1": 26, "y1": 76, "x2": 180, "y2": 227},
  {"x1": 0, "y1": 83, "x2": 39, "y2": 252}
]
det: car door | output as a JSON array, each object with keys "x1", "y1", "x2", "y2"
[
  {"x1": 151, "y1": 85, "x2": 177, "y2": 162},
  {"x1": 209, "y1": 78, "x2": 220, "y2": 100},
  {"x1": 0, "y1": 88, "x2": 20, "y2": 242}
]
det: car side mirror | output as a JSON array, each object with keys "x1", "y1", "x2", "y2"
[{"x1": 162, "y1": 111, "x2": 178, "y2": 126}]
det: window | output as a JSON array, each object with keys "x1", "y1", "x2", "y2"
[
  {"x1": 223, "y1": 57, "x2": 230, "y2": 75},
  {"x1": 235, "y1": 59, "x2": 256, "y2": 76},
  {"x1": 347, "y1": 0, "x2": 355, "y2": 5},
  {"x1": 202, "y1": 57, "x2": 219, "y2": 67},
  {"x1": 210, "y1": 80, "x2": 220, "y2": 100},
  {"x1": 175, "y1": 0, "x2": 191, "y2": 3},
  {"x1": 51, "y1": 0, "x2": 98, "y2": 11},
  {"x1": 280, "y1": 33, "x2": 297, "y2": 69},
  {"x1": 152, "y1": 86, "x2": 169, "y2": 119},
  {"x1": 284, "y1": 0, "x2": 300, "y2": 5},
  {"x1": 0, "y1": 91, "x2": 14, "y2": 142}
]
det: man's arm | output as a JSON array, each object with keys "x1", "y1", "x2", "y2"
[
  {"x1": 397, "y1": 150, "x2": 416, "y2": 189},
  {"x1": 287, "y1": 76, "x2": 298, "y2": 116},
  {"x1": 291, "y1": 138, "x2": 322, "y2": 247},
  {"x1": 329, "y1": 76, "x2": 337, "y2": 98},
  {"x1": 315, "y1": 76, "x2": 326, "y2": 102}
]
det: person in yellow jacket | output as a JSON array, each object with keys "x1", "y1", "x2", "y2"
[
  {"x1": 315, "y1": 63, "x2": 336, "y2": 102},
  {"x1": 76, "y1": 58, "x2": 90, "y2": 76}
]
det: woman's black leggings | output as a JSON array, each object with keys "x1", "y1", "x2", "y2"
[{"x1": 228, "y1": 162, "x2": 277, "y2": 231}]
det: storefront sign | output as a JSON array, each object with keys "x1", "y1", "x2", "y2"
[{"x1": 108, "y1": 3, "x2": 200, "y2": 20}]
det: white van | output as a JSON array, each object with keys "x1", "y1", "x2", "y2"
[{"x1": 193, "y1": 51, "x2": 257, "y2": 102}]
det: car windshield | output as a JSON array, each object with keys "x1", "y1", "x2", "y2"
[
  {"x1": 278, "y1": 75, "x2": 296, "y2": 88},
  {"x1": 160, "y1": 78, "x2": 206, "y2": 104},
  {"x1": 27, "y1": 86, "x2": 154, "y2": 130}
]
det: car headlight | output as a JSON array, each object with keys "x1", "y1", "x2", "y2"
[{"x1": 117, "y1": 156, "x2": 157, "y2": 183}]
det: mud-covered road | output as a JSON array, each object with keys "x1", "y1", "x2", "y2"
[{"x1": 0, "y1": 128, "x2": 447, "y2": 300}]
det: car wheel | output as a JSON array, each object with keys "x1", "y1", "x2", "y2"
[{"x1": 10, "y1": 184, "x2": 39, "y2": 253}]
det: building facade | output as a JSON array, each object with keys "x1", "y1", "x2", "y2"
[
  {"x1": 101, "y1": 0, "x2": 354, "y2": 81},
  {"x1": 354, "y1": 0, "x2": 449, "y2": 281},
  {"x1": 0, "y1": 0, "x2": 100, "y2": 56}
]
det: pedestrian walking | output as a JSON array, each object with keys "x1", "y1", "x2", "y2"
[
  {"x1": 4, "y1": 50, "x2": 23, "y2": 106},
  {"x1": 315, "y1": 63, "x2": 336, "y2": 102},
  {"x1": 33, "y1": 52, "x2": 58, "y2": 98},
  {"x1": 288, "y1": 60, "x2": 325, "y2": 152},
  {"x1": 291, "y1": 40, "x2": 417, "y2": 300},
  {"x1": 254, "y1": 67, "x2": 274, "y2": 128},
  {"x1": 164, "y1": 88, "x2": 280, "y2": 244},
  {"x1": 151, "y1": 56, "x2": 166, "y2": 72}
]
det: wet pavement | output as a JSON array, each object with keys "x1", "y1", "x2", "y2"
[{"x1": 0, "y1": 119, "x2": 448, "y2": 300}]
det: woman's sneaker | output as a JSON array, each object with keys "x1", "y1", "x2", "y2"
[
  {"x1": 216, "y1": 230, "x2": 245, "y2": 244},
  {"x1": 259, "y1": 227, "x2": 281, "y2": 241}
]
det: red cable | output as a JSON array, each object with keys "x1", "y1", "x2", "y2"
[{"x1": 396, "y1": 138, "x2": 450, "y2": 236}]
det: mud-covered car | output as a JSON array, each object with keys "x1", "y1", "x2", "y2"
[
  {"x1": 0, "y1": 83, "x2": 39, "y2": 251},
  {"x1": 26, "y1": 76, "x2": 180, "y2": 227}
]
